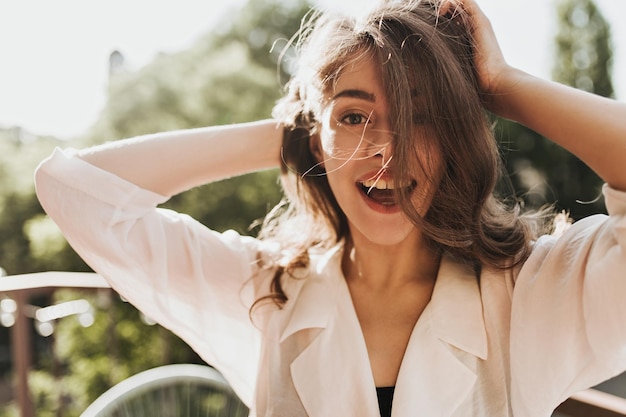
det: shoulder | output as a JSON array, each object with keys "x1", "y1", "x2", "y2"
[{"x1": 479, "y1": 210, "x2": 609, "y2": 301}]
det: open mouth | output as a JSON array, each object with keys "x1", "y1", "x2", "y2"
[{"x1": 357, "y1": 178, "x2": 417, "y2": 207}]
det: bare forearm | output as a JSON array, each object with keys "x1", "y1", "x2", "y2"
[
  {"x1": 79, "y1": 119, "x2": 283, "y2": 196},
  {"x1": 492, "y1": 69, "x2": 626, "y2": 190},
  {"x1": 459, "y1": 0, "x2": 626, "y2": 190}
]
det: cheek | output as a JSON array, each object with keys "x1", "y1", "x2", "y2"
[
  {"x1": 321, "y1": 126, "x2": 374, "y2": 163},
  {"x1": 320, "y1": 128, "x2": 356, "y2": 163},
  {"x1": 320, "y1": 111, "x2": 367, "y2": 160}
]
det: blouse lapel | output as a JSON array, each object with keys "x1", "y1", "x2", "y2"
[
  {"x1": 281, "y1": 245, "x2": 380, "y2": 417},
  {"x1": 277, "y1": 249, "x2": 488, "y2": 417},
  {"x1": 289, "y1": 292, "x2": 380, "y2": 417},
  {"x1": 392, "y1": 254, "x2": 488, "y2": 417}
]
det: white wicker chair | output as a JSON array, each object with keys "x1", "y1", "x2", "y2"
[{"x1": 80, "y1": 364, "x2": 249, "y2": 417}]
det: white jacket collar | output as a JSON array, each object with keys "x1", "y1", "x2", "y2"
[{"x1": 278, "y1": 245, "x2": 488, "y2": 417}]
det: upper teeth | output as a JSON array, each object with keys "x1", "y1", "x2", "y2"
[{"x1": 361, "y1": 179, "x2": 396, "y2": 190}]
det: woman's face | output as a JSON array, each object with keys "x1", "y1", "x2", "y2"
[{"x1": 313, "y1": 54, "x2": 441, "y2": 247}]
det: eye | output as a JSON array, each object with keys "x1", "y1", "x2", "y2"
[{"x1": 340, "y1": 112, "x2": 369, "y2": 126}]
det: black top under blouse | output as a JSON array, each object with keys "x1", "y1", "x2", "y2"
[{"x1": 376, "y1": 386, "x2": 395, "y2": 417}]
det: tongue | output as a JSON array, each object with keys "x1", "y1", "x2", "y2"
[{"x1": 366, "y1": 188, "x2": 396, "y2": 205}]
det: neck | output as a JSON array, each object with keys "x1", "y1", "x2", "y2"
[{"x1": 342, "y1": 230, "x2": 441, "y2": 289}]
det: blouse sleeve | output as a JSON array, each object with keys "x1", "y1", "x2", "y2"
[
  {"x1": 510, "y1": 184, "x2": 626, "y2": 413},
  {"x1": 34, "y1": 147, "x2": 272, "y2": 406}
]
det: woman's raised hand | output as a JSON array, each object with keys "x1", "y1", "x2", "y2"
[
  {"x1": 438, "y1": 0, "x2": 519, "y2": 113},
  {"x1": 439, "y1": 0, "x2": 626, "y2": 190}
]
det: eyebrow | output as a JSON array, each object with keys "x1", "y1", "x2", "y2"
[{"x1": 332, "y1": 89, "x2": 376, "y2": 102}]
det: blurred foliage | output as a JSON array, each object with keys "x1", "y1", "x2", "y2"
[
  {"x1": 85, "y1": 0, "x2": 311, "y2": 235},
  {"x1": 1, "y1": 0, "x2": 309, "y2": 415},
  {"x1": 0, "y1": 0, "x2": 617, "y2": 415},
  {"x1": 22, "y1": 289, "x2": 202, "y2": 417},
  {"x1": 554, "y1": 0, "x2": 613, "y2": 97},
  {"x1": 495, "y1": 0, "x2": 612, "y2": 220},
  {"x1": 0, "y1": 129, "x2": 89, "y2": 276},
  {"x1": 89, "y1": 0, "x2": 307, "y2": 141}
]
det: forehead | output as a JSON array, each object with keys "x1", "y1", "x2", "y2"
[
  {"x1": 326, "y1": 54, "x2": 385, "y2": 103},
  {"x1": 325, "y1": 53, "x2": 430, "y2": 112}
]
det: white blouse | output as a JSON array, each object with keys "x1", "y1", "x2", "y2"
[{"x1": 35, "y1": 147, "x2": 626, "y2": 417}]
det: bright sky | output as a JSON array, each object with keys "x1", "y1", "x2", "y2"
[{"x1": 1, "y1": 0, "x2": 624, "y2": 139}]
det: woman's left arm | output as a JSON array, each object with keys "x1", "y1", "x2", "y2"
[
  {"x1": 491, "y1": 70, "x2": 626, "y2": 191},
  {"x1": 456, "y1": 0, "x2": 626, "y2": 191}
]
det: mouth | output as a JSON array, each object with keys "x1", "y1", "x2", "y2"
[{"x1": 357, "y1": 177, "x2": 417, "y2": 208}]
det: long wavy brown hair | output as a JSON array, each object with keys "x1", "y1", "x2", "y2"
[{"x1": 256, "y1": 0, "x2": 554, "y2": 308}]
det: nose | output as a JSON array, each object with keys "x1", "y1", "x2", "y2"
[{"x1": 367, "y1": 131, "x2": 394, "y2": 167}]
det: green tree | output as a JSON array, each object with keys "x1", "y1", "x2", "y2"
[
  {"x1": 0, "y1": 1, "x2": 311, "y2": 416},
  {"x1": 553, "y1": 0, "x2": 613, "y2": 97},
  {"x1": 20, "y1": 289, "x2": 202, "y2": 417},
  {"x1": 0, "y1": 128, "x2": 88, "y2": 276},
  {"x1": 496, "y1": 0, "x2": 612, "y2": 220},
  {"x1": 85, "y1": 0, "x2": 312, "y2": 235}
]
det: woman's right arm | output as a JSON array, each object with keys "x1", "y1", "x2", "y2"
[
  {"x1": 34, "y1": 120, "x2": 284, "y2": 403},
  {"x1": 78, "y1": 119, "x2": 283, "y2": 196}
]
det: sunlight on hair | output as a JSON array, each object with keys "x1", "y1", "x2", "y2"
[{"x1": 314, "y1": 0, "x2": 378, "y2": 17}]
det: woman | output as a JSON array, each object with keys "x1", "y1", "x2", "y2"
[{"x1": 35, "y1": 0, "x2": 626, "y2": 415}]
